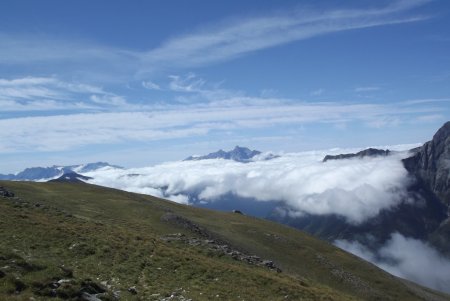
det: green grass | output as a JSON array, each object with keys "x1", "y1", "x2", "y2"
[{"x1": 0, "y1": 181, "x2": 448, "y2": 301}]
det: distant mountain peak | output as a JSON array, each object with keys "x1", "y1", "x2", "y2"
[
  {"x1": 0, "y1": 162, "x2": 122, "y2": 181},
  {"x1": 48, "y1": 172, "x2": 92, "y2": 183},
  {"x1": 184, "y1": 146, "x2": 271, "y2": 163},
  {"x1": 322, "y1": 148, "x2": 391, "y2": 162}
]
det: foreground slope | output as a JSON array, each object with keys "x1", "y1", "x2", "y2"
[{"x1": 0, "y1": 182, "x2": 448, "y2": 301}]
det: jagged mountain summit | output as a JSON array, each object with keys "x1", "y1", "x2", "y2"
[
  {"x1": 322, "y1": 148, "x2": 391, "y2": 162},
  {"x1": 403, "y1": 121, "x2": 450, "y2": 206},
  {"x1": 184, "y1": 146, "x2": 271, "y2": 162},
  {"x1": 0, "y1": 162, "x2": 122, "y2": 181}
]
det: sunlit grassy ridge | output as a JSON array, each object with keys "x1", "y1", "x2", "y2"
[{"x1": 0, "y1": 181, "x2": 448, "y2": 301}]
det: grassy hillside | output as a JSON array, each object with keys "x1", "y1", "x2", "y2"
[{"x1": 0, "y1": 181, "x2": 448, "y2": 301}]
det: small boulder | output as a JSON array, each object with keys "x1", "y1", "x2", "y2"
[
  {"x1": 80, "y1": 292, "x2": 102, "y2": 301},
  {"x1": 0, "y1": 187, "x2": 14, "y2": 198},
  {"x1": 128, "y1": 286, "x2": 138, "y2": 295}
]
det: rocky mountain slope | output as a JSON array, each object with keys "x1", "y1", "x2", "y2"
[
  {"x1": 1, "y1": 181, "x2": 448, "y2": 300},
  {"x1": 403, "y1": 121, "x2": 450, "y2": 206}
]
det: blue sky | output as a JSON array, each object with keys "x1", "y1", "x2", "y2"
[{"x1": 1, "y1": 0, "x2": 450, "y2": 173}]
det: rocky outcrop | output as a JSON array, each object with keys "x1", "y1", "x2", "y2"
[
  {"x1": 323, "y1": 148, "x2": 390, "y2": 162},
  {"x1": 161, "y1": 212, "x2": 281, "y2": 272},
  {"x1": 0, "y1": 187, "x2": 14, "y2": 198},
  {"x1": 403, "y1": 121, "x2": 450, "y2": 206},
  {"x1": 161, "y1": 233, "x2": 281, "y2": 272}
]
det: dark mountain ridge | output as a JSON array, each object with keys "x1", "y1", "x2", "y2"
[{"x1": 322, "y1": 148, "x2": 391, "y2": 162}]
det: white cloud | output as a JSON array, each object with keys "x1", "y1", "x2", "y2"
[
  {"x1": 0, "y1": 90, "x2": 445, "y2": 153},
  {"x1": 139, "y1": 0, "x2": 430, "y2": 74},
  {"x1": 401, "y1": 98, "x2": 450, "y2": 105},
  {"x1": 354, "y1": 86, "x2": 380, "y2": 93},
  {"x1": 0, "y1": 77, "x2": 57, "y2": 86},
  {"x1": 336, "y1": 233, "x2": 450, "y2": 293},
  {"x1": 0, "y1": 76, "x2": 128, "y2": 111},
  {"x1": 90, "y1": 94, "x2": 128, "y2": 106},
  {"x1": 310, "y1": 89, "x2": 324, "y2": 96},
  {"x1": 416, "y1": 114, "x2": 444, "y2": 122},
  {"x1": 142, "y1": 80, "x2": 161, "y2": 90},
  {"x1": 365, "y1": 116, "x2": 401, "y2": 128},
  {"x1": 169, "y1": 73, "x2": 206, "y2": 93},
  {"x1": 84, "y1": 147, "x2": 415, "y2": 224}
]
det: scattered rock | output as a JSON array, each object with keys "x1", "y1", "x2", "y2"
[
  {"x1": 158, "y1": 288, "x2": 192, "y2": 301},
  {"x1": 161, "y1": 213, "x2": 213, "y2": 239},
  {"x1": 128, "y1": 286, "x2": 138, "y2": 295},
  {"x1": 161, "y1": 233, "x2": 281, "y2": 272},
  {"x1": 80, "y1": 292, "x2": 102, "y2": 301},
  {"x1": 113, "y1": 290, "x2": 121, "y2": 299},
  {"x1": 232, "y1": 210, "x2": 243, "y2": 214},
  {"x1": 315, "y1": 254, "x2": 380, "y2": 297},
  {"x1": 59, "y1": 265, "x2": 74, "y2": 278},
  {"x1": 13, "y1": 277, "x2": 27, "y2": 293},
  {"x1": 0, "y1": 187, "x2": 14, "y2": 198}
]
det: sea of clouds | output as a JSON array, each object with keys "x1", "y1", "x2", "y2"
[{"x1": 85, "y1": 144, "x2": 417, "y2": 224}]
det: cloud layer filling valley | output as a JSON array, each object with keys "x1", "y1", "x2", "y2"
[
  {"x1": 85, "y1": 146, "x2": 414, "y2": 224},
  {"x1": 336, "y1": 233, "x2": 450, "y2": 293}
]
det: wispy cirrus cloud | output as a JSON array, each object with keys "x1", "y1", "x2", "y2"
[
  {"x1": 142, "y1": 80, "x2": 161, "y2": 91},
  {"x1": 0, "y1": 1, "x2": 431, "y2": 78},
  {"x1": 138, "y1": 0, "x2": 430, "y2": 74},
  {"x1": 0, "y1": 33, "x2": 138, "y2": 67},
  {"x1": 310, "y1": 89, "x2": 324, "y2": 96},
  {"x1": 0, "y1": 76, "x2": 128, "y2": 112},
  {"x1": 354, "y1": 86, "x2": 381, "y2": 93}
]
